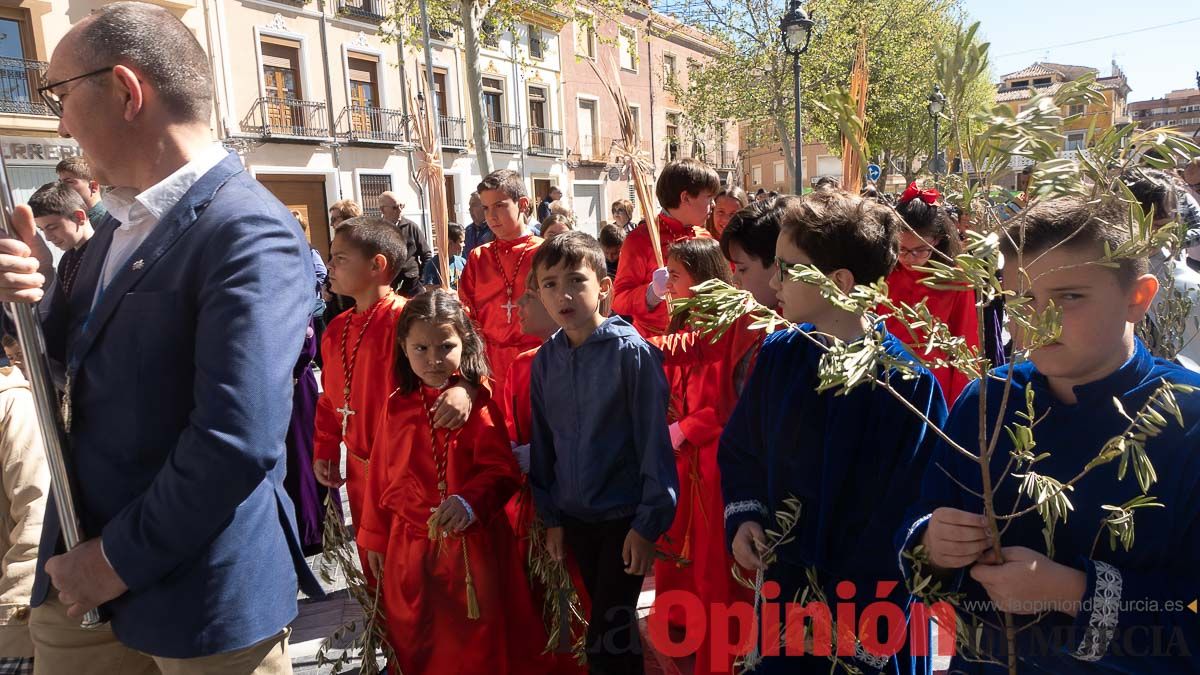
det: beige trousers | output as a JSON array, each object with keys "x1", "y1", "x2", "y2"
[{"x1": 28, "y1": 593, "x2": 292, "y2": 675}]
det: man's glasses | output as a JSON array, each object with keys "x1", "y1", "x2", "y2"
[{"x1": 37, "y1": 67, "x2": 114, "y2": 118}]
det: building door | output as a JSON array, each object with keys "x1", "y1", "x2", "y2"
[
  {"x1": 444, "y1": 174, "x2": 458, "y2": 227},
  {"x1": 261, "y1": 38, "x2": 302, "y2": 132},
  {"x1": 572, "y1": 183, "x2": 602, "y2": 236},
  {"x1": 256, "y1": 174, "x2": 331, "y2": 258},
  {"x1": 532, "y1": 178, "x2": 552, "y2": 205}
]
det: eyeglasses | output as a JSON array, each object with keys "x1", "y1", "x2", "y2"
[
  {"x1": 37, "y1": 67, "x2": 114, "y2": 118},
  {"x1": 899, "y1": 245, "x2": 935, "y2": 261}
]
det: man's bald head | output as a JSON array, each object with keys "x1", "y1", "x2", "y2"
[
  {"x1": 379, "y1": 191, "x2": 403, "y2": 222},
  {"x1": 68, "y1": 2, "x2": 212, "y2": 123}
]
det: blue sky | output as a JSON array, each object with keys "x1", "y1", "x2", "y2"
[{"x1": 960, "y1": 0, "x2": 1198, "y2": 101}]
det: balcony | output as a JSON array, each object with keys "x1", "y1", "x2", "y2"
[
  {"x1": 488, "y1": 120, "x2": 522, "y2": 153},
  {"x1": 439, "y1": 115, "x2": 468, "y2": 149},
  {"x1": 528, "y1": 128, "x2": 563, "y2": 157},
  {"x1": 242, "y1": 97, "x2": 330, "y2": 140},
  {"x1": 0, "y1": 57, "x2": 52, "y2": 116},
  {"x1": 337, "y1": 105, "x2": 409, "y2": 144},
  {"x1": 717, "y1": 150, "x2": 739, "y2": 170},
  {"x1": 338, "y1": 0, "x2": 385, "y2": 22},
  {"x1": 573, "y1": 134, "x2": 613, "y2": 165}
]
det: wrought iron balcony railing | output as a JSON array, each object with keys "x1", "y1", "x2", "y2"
[
  {"x1": 337, "y1": 104, "x2": 409, "y2": 144},
  {"x1": 243, "y1": 97, "x2": 329, "y2": 139}
]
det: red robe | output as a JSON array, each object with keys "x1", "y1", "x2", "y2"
[
  {"x1": 883, "y1": 264, "x2": 979, "y2": 405},
  {"x1": 358, "y1": 384, "x2": 554, "y2": 675},
  {"x1": 313, "y1": 294, "x2": 407, "y2": 579},
  {"x1": 612, "y1": 213, "x2": 711, "y2": 337},
  {"x1": 650, "y1": 314, "x2": 762, "y2": 674},
  {"x1": 459, "y1": 235, "x2": 544, "y2": 393},
  {"x1": 502, "y1": 350, "x2": 590, "y2": 674}
]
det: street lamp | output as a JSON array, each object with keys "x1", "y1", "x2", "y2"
[
  {"x1": 780, "y1": 0, "x2": 814, "y2": 195},
  {"x1": 927, "y1": 84, "x2": 946, "y2": 182}
]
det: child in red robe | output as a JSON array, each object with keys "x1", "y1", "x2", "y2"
[
  {"x1": 651, "y1": 238, "x2": 761, "y2": 674},
  {"x1": 612, "y1": 159, "x2": 719, "y2": 336},
  {"x1": 358, "y1": 289, "x2": 554, "y2": 675},
  {"x1": 314, "y1": 217, "x2": 474, "y2": 582},
  {"x1": 883, "y1": 182, "x2": 980, "y2": 404},
  {"x1": 459, "y1": 169, "x2": 543, "y2": 393}
]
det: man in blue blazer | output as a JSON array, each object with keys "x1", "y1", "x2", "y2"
[{"x1": 0, "y1": 3, "x2": 322, "y2": 671}]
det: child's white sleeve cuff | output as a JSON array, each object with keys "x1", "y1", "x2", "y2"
[{"x1": 451, "y1": 495, "x2": 477, "y2": 526}]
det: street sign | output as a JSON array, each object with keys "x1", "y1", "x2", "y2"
[{"x1": 866, "y1": 163, "x2": 881, "y2": 182}]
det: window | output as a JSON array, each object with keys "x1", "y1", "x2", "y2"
[
  {"x1": 482, "y1": 76, "x2": 504, "y2": 126},
  {"x1": 577, "y1": 99, "x2": 598, "y2": 160},
  {"x1": 1065, "y1": 132, "x2": 1086, "y2": 151},
  {"x1": 260, "y1": 36, "x2": 303, "y2": 130},
  {"x1": 687, "y1": 60, "x2": 699, "y2": 84},
  {"x1": 1067, "y1": 103, "x2": 1085, "y2": 117},
  {"x1": 0, "y1": 9, "x2": 43, "y2": 115},
  {"x1": 618, "y1": 27, "x2": 638, "y2": 71},
  {"x1": 666, "y1": 112, "x2": 681, "y2": 161},
  {"x1": 481, "y1": 19, "x2": 499, "y2": 48},
  {"x1": 1032, "y1": 77, "x2": 1051, "y2": 87},
  {"x1": 751, "y1": 165, "x2": 762, "y2": 185},
  {"x1": 1009, "y1": 79, "x2": 1029, "y2": 89},
  {"x1": 528, "y1": 86, "x2": 549, "y2": 130},
  {"x1": 359, "y1": 174, "x2": 392, "y2": 216},
  {"x1": 347, "y1": 54, "x2": 380, "y2": 133},
  {"x1": 663, "y1": 53, "x2": 677, "y2": 86},
  {"x1": 773, "y1": 161, "x2": 785, "y2": 183},
  {"x1": 576, "y1": 19, "x2": 597, "y2": 58},
  {"x1": 628, "y1": 103, "x2": 642, "y2": 142},
  {"x1": 528, "y1": 25, "x2": 544, "y2": 60},
  {"x1": 431, "y1": 69, "x2": 449, "y2": 117}
]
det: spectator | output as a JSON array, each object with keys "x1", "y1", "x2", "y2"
[
  {"x1": 612, "y1": 198, "x2": 635, "y2": 234},
  {"x1": 379, "y1": 190, "x2": 432, "y2": 297},
  {"x1": 28, "y1": 181, "x2": 94, "y2": 299},
  {"x1": 540, "y1": 214, "x2": 573, "y2": 241},
  {"x1": 423, "y1": 223, "x2": 467, "y2": 290},
  {"x1": 709, "y1": 185, "x2": 749, "y2": 237},
  {"x1": 329, "y1": 199, "x2": 362, "y2": 229},
  {"x1": 537, "y1": 186, "x2": 562, "y2": 224},
  {"x1": 463, "y1": 191, "x2": 494, "y2": 257}
]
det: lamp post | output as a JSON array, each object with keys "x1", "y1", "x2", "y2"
[
  {"x1": 927, "y1": 84, "x2": 946, "y2": 183},
  {"x1": 780, "y1": 0, "x2": 814, "y2": 195}
]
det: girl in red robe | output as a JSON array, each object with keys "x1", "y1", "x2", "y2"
[
  {"x1": 883, "y1": 182, "x2": 980, "y2": 404},
  {"x1": 358, "y1": 289, "x2": 553, "y2": 675},
  {"x1": 651, "y1": 238, "x2": 762, "y2": 673}
]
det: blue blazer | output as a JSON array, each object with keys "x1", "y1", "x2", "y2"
[{"x1": 32, "y1": 152, "x2": 324, "y2": 658}]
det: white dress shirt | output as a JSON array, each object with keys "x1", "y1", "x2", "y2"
[{"x1": 93, "y1": 144, "x2": 230, "y2": 307}]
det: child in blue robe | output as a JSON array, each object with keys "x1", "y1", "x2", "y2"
[
  {"x1": 719, "y1": 191, "x2": 948, "y2": 674},
  {"x1": 898, "y1": 197, "x2": 1200, "y2": 673}
]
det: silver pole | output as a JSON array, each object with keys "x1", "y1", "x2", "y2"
[{"x1": 0, "y1": 153, "x2": 101, "y2": 628}]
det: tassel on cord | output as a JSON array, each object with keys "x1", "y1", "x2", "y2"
[{"x1": 463, "y1": 540, "x2": 480, "y2": 620}]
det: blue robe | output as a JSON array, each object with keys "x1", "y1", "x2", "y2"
[
  {"x1": 719, "y1": 324, "x2": 948, "y2": 674},
  {"x1": 897, "y1": 339, "x2": 1200, "y2": 673}
]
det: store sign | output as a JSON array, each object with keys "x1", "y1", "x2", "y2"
[{"x1": 0, "y1": 136, "x2": 83, "y2": 165}]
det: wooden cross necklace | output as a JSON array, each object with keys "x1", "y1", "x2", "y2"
[
  {"x1": 488, "y1": 240, "x2": 531, "y2": 323},
  {"x1": 337, "y1": 294, "x2": 390, "y2": 435}
]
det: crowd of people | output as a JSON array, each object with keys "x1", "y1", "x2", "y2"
[{"x1": 0, "y1": 3, "x2": 1199, "y2": 675}]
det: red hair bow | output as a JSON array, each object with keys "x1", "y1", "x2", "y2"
[{"x1": 898, "y1": 182, "x2": 940, "y2": 206}]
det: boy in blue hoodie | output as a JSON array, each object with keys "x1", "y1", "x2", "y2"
[
  {"x1": 529, "y1": 231, "x2": 678, "y2": 674},
  {"x1": 719, "y1": 191, "x2": 947, "y2": 674}
]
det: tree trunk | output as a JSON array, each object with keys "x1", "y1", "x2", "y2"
[
  {"x1": 878, "y1": 148, "x2": 892, "y2": 189},
  {"x1": 461, "y1": 0, "x2": 493, "y2": 176}
]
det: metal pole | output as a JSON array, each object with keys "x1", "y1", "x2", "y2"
[
  {"x1": 932, "y1": 113, "x2": 940, "y2": 186},
  {"x1": 0, "y1": 155, "x2": 101, "y2": 628},
  {"x1": 793, "y1": 52, "x2": 803, "y2": 195}
]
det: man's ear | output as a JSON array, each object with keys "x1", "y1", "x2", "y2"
[
  {"x1": 71, "y1": 209, "x2": 87, "y2": 226},
  {"x1": 517, "y1": 196, "x2": 531, "y2": 214},
  {"x1": 372, "y1": 253, "x2": 389, "y2": 276},
  {"x1": 88, "y1": 180, "x2": 100, "y2": 195},
  {"x1": 598, "y1": 274, "x2": 614, "y2": 298},
  {"x1": 1127, "y1": 273, "x2": 1160, "y2": 323},
  {"x1": 827, "y1": 268, "x2": 857, "y2": 294},
  {"x1": 112, "y1": 64, "x2": 144, "y2": 122}
]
